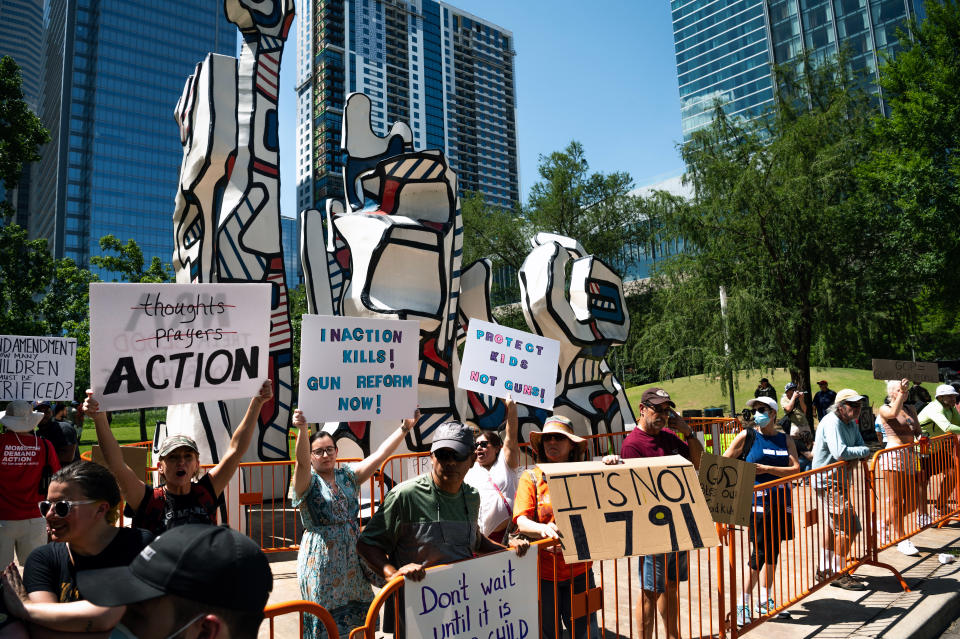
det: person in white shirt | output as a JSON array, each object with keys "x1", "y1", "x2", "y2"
[{"x1": 464, "y1": 395, "x2": 520, "y2": 544}]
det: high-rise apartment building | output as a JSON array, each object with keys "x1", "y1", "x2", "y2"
[
  {"x1": 31, "y1": 0, "x2": 236, "y2": 272},
  {"x1": 673, "y1": 0, "x2": 926, "y2": 141},
  {"x1": 295, "y1": 0, "x2": 520, "y2": 213}
]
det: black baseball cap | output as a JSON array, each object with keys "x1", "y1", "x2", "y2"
[{"x1": 78, "y1": 524, "x2": 272, "y2": 610}]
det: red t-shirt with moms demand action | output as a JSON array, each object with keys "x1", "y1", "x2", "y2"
[{"x1": 0, "y1": 432, "x2": 61, "y2": 520}]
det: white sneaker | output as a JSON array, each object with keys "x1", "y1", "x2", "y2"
[
  {"x1": 919, "y1": 514, "x2": 933, "y2": 527},
  {"x1": 880, "y1": 526, "x2": 891, "y2": 545},
  {"x1": 898, "y1": 540, "x2": 920, "y2": 556},
  {"x1": 736, "y1": 605, "x2": 751, "y2": 627}
]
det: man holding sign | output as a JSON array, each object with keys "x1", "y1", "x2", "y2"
[{"x1": 621, "y1": 388, "x2": 702, "y2": 639}]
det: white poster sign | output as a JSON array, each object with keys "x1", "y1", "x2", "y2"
[
  {"x1": 457, "y1": 318, "x2": 560, "y2": 409},
  {"x1": 298, "y1": 315, "x2": 419, "y2": 422},
  {"x1": 405, "y1": 550, "x2": 537, "y2": 639},
  {"x1": 0, "y1": 335, "x2": 77, "y2": 401},
  {"x1": 89, "y1": 283, "x2": 270, "y2": 411}
]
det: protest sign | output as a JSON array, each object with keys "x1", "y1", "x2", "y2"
[
  {"x1": 89, "y1": 283, "x2": 270, "y2": 411},
  {"x1": 90, "y1": 445, "x2": 148, "y2": 480},
  {"x1": 0, "y1": 335, "x2": 77, "y2": 401},
  {"x1": 457, "y1": 318, "x2": 560, "y2": 409},
  {"x1": 405, "y1": 550, "x2": 537, "y2": 639},
  {"x1": 697, "y1": 453, "x2": 756, "y2": 526},
  {"x1": 298, "y1": 315, "x2": 419, "y2": 422},
  {"x1": 871, "y1": 358, "x2": 939, "y2": 383},
  {"x1": 541, "y1": 456, "x2": 719, "y2": 563}
]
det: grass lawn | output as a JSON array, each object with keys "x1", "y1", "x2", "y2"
[
  {"x1": 78, "y1": 408, "x2": 163, "y2": 456},
  {"x1": 624, "y1": 367, "x2": 884, "y2": 415}
]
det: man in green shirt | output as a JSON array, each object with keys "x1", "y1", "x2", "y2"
[{"x1": 918, "y1": 385, "x2": 960, "y2": 518}]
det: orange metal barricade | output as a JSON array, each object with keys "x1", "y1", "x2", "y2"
[{"x1": 263, "y1": 600, "x2": 339, "y2": 639}]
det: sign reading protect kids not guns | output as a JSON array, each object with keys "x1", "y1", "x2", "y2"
[
  {"x1": 458, "y1": 319, "x2": 560, "y2": 409},
  {"x1": 298, "y1": 315, "x2": 419, "y2": 422},
  {"x1": 541, "y1": 456, "x2": 719, "y2": 564},
  {"x1": 89, "y1": 283, "x2": 270, "y2": 411},
  {"x1": 405, "y1": 549, "x2": 537, "y2": 639}
]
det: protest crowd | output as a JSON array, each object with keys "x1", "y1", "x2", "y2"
[{"x1": 2, "y1": 366, "x2": 959, "y2": 639}]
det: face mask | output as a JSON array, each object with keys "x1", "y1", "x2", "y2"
[
  {"x1": 753, "y1": 411, "x2": 771, "y2": 427},
  {"x1": 112, "y1": 614, "x2": 204, "y2": 639}
]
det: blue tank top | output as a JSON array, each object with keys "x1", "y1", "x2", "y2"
[{"x1": 744, "y1": 430, "x2": 792, "y2": 509}]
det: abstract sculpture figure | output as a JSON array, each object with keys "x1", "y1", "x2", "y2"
[{"x1": 167, "y1": 0, "x2": 296, "y2": 493}]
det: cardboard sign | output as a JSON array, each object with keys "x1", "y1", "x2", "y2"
[
  {"x1": 457, "y1": 318, "x2": 560, "y2": 409},
  {"x1": 541, "y1": 456, "x2": 719, "y2": 563},
  {"x1": 697, "y1": 453, "x2": 756, "y2": 526},
  {"x1": 298, "y1": 315, "x2": 419, "y2": 422},
  {"x1": 89, "y1": 283, "x2": 270, "y2": 411},
  {"x1": 90, "y1": 444, "x2": 149, "y2": 480},
  {"x1": 0, "y1": 335, "x2": 77, "y2": 401},
  {"x1": 405, "y1": 550, "x2": 537, "y2": 639},
  {"x1": 871, "y1": 359, "x2": 939, "y2": 383}
]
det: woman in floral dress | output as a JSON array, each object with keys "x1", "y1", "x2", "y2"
[{"x1": 291, "y1": 408, "x2": 416, "y2": 638}]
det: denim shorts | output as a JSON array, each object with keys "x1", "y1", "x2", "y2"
[{"x1": 640, "y1": 551, "x2": 689, "y2": 592}]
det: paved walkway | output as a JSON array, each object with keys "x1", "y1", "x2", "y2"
[{"x1": 261, "y1": 522, "x2": 960, "y2": 639}]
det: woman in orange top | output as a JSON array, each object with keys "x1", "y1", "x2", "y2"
[{"x1": 514, "y1": 416, "x2": 601, "y2": 639}]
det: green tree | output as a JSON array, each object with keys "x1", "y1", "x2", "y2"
[
  {"x1": 858, "y1": 1, "x2": 960, "y2": 356},
  {"x1": 636, "y1": 57, "x2": 903, "y2": 400},
  {"x1": 0, "y1": 56, "x2": 49, "y2": 219},
  {"x1": 0, "y1": 224, "x2": 54, "y2": 335},
  {"x1": 288, "y1": 283, "x2": 307, "y2": 393},
  {"x1": 90, "y1": 235, "x2": 172, "y2": 282}
]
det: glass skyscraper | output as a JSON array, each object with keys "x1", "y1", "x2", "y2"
[
  {"x1": 673, "y1": 0, "x2": 925, "y2": 140},
  {"x1": 295, "y1": 0, "x2": 520, "y2": 212},
  {"x1": 31, "y1": 0, "x2": 236, "y2": 273}
]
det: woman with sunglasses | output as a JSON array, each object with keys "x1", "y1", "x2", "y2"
[
  {"x1": 513, "y1": 416, "x2": 604, "y2": 639},
  {"x1": 1, "y1": 461, "x2": 152, "y2": 634},
  {"x1": 464, "y1": 395, "x2": 520, "y2": 544},
  {"x1": 723, "y1": 396, "x2": 800, "y2": 626},
  {"x1": 84, "y1": 379, "x2": 273, "y2": 535},
  {"x1": 290, "y1": 407, "x2": 416, "y2": 639}
]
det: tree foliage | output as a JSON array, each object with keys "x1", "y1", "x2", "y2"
[
  {"x1": 90, "y1": 235, "x2": 172, "y2": 283},
  {"x1": 0, "y1": 56, "x2": 49, "y2": 219},
  {"x1": 635, "y1": 56, "x2": 907, "y2": 398}
]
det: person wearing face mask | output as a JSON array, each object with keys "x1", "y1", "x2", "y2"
[
  {"x1": 84, "y1": 380, "x2": 273, "y2": 535},
  {"x1": 0, "y1": 462, "x2": 153, "y2": 634},
  {"x1": 811, "y1": 389, "x2": 870, "y2": 591},
  {"x1": 723, "y1": 397, "x2": 800, "y2": 626},
  {"x1": 77, "y1": 524, "x2": 273, "y2": 639}
]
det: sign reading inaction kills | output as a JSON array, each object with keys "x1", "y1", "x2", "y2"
[
  {"x1": 697, "y1": 453, "x2": 756, "y2": 527},
  {"x1": 298, "y1": 315, "x2": 420, "y2": 422},
  {"x1": 458, "y1": 318, "x2": 560, "y2": 409},
  {"x1": 541, "y1": 456, "x2": 719, "y2": 563},
  {"x1": 89, "y1": 283, "x2": 270, "y2": 411},
  {"x1": 0, "y1": 335, "x2": 77, "y2": 401},
  {"x1": 405, "y1": 550, "x2": 537, "y2": 639}
]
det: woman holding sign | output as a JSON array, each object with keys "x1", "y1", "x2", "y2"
[
  {"x1": 83, "y1": 379, "x2": 272, "y2": 535},
  {"x1": 465, "y1": 394, "x2": 520, "y2": 544},
  {"x1": 513, "y1": 416, "x2": 602, "y2": 639},
  {"x1": 291, "y1": 407, "x2": 415, "y2": 639},
  {"x1": 723, "y1": 396, "x2": 800, "y2": 626}
]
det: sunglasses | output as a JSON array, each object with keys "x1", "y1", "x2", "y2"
[
  {"x1": 434, "y1": 449, "x2": 470, "y2": 463},
  {"x1": 311, "y1": 446, "x2": 337, "y2": 457},
  {"x1": 643, "y1": 403, "x2": 671, "y2": 415},
  {"x1": 542, "y1": 433, "x2": 571, "y2": 443},
  {"x1": 39, "y1": 499, "x2": 97, "y2": 517},
  {"x1": 754, "y1": 406, "x2": 770, "y2": 414},
  {"x1": 475, "y1": 441, "x2": 491, "y2": 449}
]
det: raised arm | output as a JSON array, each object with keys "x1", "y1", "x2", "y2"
[
  {"x1": 291, "y1": 409, "x2": 312, "y2": 499},
  {"x1": 85, "y1": 390, "x2": 146, "y2": 510},
  {"x1": 501, "y1": 395, "x2": 520, "y2": 470},
  {"x1": 879, "y1": 379, "x2": 909, "y2": 421},
  {"x1": 352, "y1": 409, "x2": 418, "y2": 484},
  {"x1": 207, "y1": 379, "x2": 273, "y2": 496}
]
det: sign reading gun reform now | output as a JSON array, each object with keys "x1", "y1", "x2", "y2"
[
  {"x1": 541, "y1": 456, "x2": 719, "y2": 564},
  {"x1": 89, "y1": 283, "x2": 270, "y2": 411}
]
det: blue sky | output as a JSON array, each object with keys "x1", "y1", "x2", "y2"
[{"x1": 276, "y1": 1, "x2": 684, "y2": 217}]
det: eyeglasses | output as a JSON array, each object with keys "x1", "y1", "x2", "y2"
[
  {"x1": 311, "y1": 447, "x2": 337, "y2": 457},
  {"x1": 39, "y1": 499, "x2": 96, "y2": 517},
  {"x1": 433, "y1": 449, "x2": 470, "y2": 463},
  {"x1": 542, "y1": 433, "x2": 569, "y2": 443},
  {"x1": 644, "y1": 403, "x2": 671, "y2": 415},
  {"x1": 475, "y1": 441, "x2": 491, "y2": 449}
]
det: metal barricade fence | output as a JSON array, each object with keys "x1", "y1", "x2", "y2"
[{"x1": 263, "y1": 600, "x2": 339, "y2": 639}]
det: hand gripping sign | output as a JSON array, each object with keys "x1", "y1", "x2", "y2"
[
  {"x1": 89, "y1": 283, "x2": 270, "y2": 411},
  {"x1": 541, "y1": 456, "x2": 720, "y2": 564}
]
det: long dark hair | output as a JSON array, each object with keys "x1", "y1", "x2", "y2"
[{"x1": 50, "y1": 461, "x2": 122, "y2": 524}]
